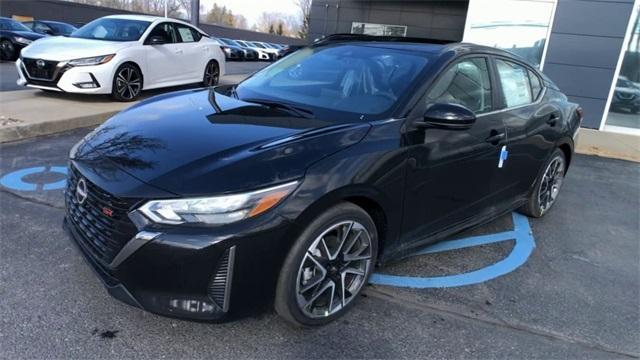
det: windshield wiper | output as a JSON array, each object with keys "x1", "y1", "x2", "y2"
[{"x1": 243, "y1": 98, "x2": 315, "y2": 119}]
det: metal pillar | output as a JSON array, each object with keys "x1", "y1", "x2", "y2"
[{"x1": 191, "y1": 0, "x2": 200, "y2": 27}]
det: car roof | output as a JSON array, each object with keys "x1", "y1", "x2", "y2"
[
  {"x1": 102, "y1": 14, "x2": 199, "y2": 29},
  {"x1": 314, "y1": 38, "x2": 533, "y2": 65}
]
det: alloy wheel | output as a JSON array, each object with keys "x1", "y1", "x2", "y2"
[
  {"x1": 203, "y1": 62, "x2": 219, "y2": 87},
  {"x1": 296, "y1": 220, "x2": 373, "y2": 318},
  {"x1": 115, "y1": 66, "x2": 142, "y2": 100},
  {"x1": 538, "y1": 156, "x2": 565, "y2": 214}
]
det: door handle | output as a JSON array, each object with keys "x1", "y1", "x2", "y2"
[
  {"x1": 485, "y1": 132, "x2": 505, "y2": 144},
  {"x1": 175, "y1": 49, "x2": 183, "y2": 54},
  {"x1": 546, "y1": 114, "x2": 558, "y2": 126}
]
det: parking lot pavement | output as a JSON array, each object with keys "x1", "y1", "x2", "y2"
[
  {"x1": 0, "y1": 61, "x2": 24, "y2": 91},
  {"x1": 1, "y1": 129, "x2": 638, "y2": 359}
]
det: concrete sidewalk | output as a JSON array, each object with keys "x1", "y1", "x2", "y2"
[{"x1": 0, "y1": 73, "x2": 249, "y2": 143}]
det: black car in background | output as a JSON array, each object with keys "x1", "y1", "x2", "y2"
[
  {"x1": 22, "y1": 20, "x2": 77, "y2": 36},
  {"x1": 64, "y1": 35, "x2": 581, "y2": 327},
  {"x1": 0, "y1": 17, "x2": 45, "y2": 60},
  {"x1": 218, "y1": 37, "x2": 256, "y2": 61},
  {"x1": 611, "y1": 76, "x2": 640, "y2": 114}
]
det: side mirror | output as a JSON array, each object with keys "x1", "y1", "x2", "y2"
[
  {"x1": 417, "y1": 103, "x2": 476, "y2": 130},
  {"x1": 147, "y1": 36, "x2": 167, "y2": 45},
  {"x1": 42, "y1": 29, "x2": 54, "y2": 35}
]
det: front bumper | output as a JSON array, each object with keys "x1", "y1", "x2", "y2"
[
  {"x1": 62, "y1": 161, "x2": 298, "y2": 321},
  {"x1": 64, "y1": 208, "x2": 296, "y2": 321},
  {"x1": 16, "y1": 57, "x2": 114, "y2": 94}
]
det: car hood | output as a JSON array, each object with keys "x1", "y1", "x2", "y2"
[
  {"x1": 20, "y1": 36, "x2": 131, "y2": 61},
  {"x1": 11, "y1": 31, "x2": 46, "y2": 40},
  {"x1": 73, "y1": 88, "x2": 370, "y2": 197}
]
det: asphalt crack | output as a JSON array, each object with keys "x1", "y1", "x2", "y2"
[
  {"x1": 365, "y1": 286, "x2": 639, "y2": 359},
  {"x1": 0, "y1": 188, "x2": 65, "y2": 210}
]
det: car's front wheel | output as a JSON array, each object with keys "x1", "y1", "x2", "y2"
[
  {"x1": 275, "y1": 203, "x2": 378, "y2": 327},
  {"x1": 0, "y1": 40, "x2": 17, "y2": 61},
  {"x1": 519, "y1": 148, "x2": 566, "y2": 217},
  {"x1": 111, "y1": 63, "x2": 143, "y2": 102},
  {"x1": 202, "y1": 60, "x2": 219, "y2": 87}
]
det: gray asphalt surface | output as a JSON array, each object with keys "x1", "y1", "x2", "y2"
[
  {"x1": 0, "y1": 60, "x2": 268, "y2": 92},
  {"x1": 0, "y1": 127, "x2": 639, "y2": 359}
]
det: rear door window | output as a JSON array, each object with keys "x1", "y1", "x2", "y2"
[{"x1": 175, "y1": 24, "x2": 201, "y2": 43}]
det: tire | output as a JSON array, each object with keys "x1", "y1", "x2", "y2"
[
  {"x1": 111, "y1": 63, "x2": 143, "y2": 102},
  {"x1": 202, "y1": 60, "x2": 219, "y2": 87},
  {"x1": 519, "y1": 148, "x2": 566, "y2": 218},
  {"x1": 275, "y1": 202, "x2": 378, "y2": 327},
  {"x1": 0, "y1": 40, "x2": 17, "y2": 61}
]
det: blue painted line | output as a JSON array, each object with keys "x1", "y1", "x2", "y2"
[
  {"x1": 42, "y1": 166, "x2": 68, "y2": 190},
  {"x1": 0, "y1": 166, "x2": 68, "y2": 191},
  {"x1": 370, "y1": 212, "x2": 535, "y2": 288}
]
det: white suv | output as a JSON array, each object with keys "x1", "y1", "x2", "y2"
[{"x1": 16, "y1": 15, "x2": 226, "y2": 101}]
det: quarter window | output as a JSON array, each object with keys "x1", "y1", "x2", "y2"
[
  {"x1": 528, "y1": 69, "x2": 542, "y2": 101},
  {"x1": 427, "y1": 58, "x2": 493, "y2": 114},
  {"x1": 496, "y1": 59, "x2": 534, "y2": 107}
]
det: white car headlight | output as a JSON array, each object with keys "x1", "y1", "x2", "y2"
[
  {"x1": 14, "y1": 36, "x2": 32, "y2": 45},
  {"x1": 138, "y1": 181, "x2": 299, "y2": 225},
  {"x1": 68, "y1": 54, "x2": 115, "y2": 67}
]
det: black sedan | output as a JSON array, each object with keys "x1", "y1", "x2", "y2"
[
  {"x1": 22, "y1": 19, "x2": 77, "y2": 36},
  {"x1": 219, "y1": 37, "x2": 258, "y2": 61},
  {"x1": 64, "y1": 35, "x2": 582, "y2": 326},
  {"x1": 0, "y1": 17, "x2": 45, "y2": 60}
]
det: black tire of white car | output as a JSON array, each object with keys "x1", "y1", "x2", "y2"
[
  {"x1": 275, "y1": 202, "x2": 378, "y2": 327},
  {"x1": 202, "y1": 60, "x2": 219, "y2": 87},
  {"x1": 111, "y1": 63, "x2": 143, "y2": 102},
  {"x1": 519, "y1": 148, "x2": 566, "y2": 218}
]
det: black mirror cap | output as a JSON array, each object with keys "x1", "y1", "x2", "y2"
[
  {"x1": 420, "y1": 103, "x2": 477, "y2": 130},
  {"x1": 148, "y1": 36, "x2": 167, "y2": 45}
]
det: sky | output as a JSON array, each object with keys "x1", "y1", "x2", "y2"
[{"x1": 200, "y1": 0, "x2": 300, "y2": 27}]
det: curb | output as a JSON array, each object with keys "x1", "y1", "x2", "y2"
[{"x1": 0, "y1": 111, "x2": 117, "y2": 144}]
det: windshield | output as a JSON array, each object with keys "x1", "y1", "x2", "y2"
[
  {"x1": 0, "y1": 18, "x2": 32, "y2": 32},
  {"x1": 251, "y1": 42, "x2": 266, "y2": 48},
  {"x1": 47, "y1": 22, "x2": 77, "y2": 35},
  {"x1": 71, "y1": 18, "x2": 150, "y2": 41},
  {"x1": 235, "y1": 44, "x2": 431, "y2": 121}
]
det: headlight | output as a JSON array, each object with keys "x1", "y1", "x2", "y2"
[
  {"x1": 138, "y1": 181, "x2": 299, "y2": 225},
  {"x1": 13, "y1": 36, "x2": 32, "y2": 45},
  {"x1": 68, "y1": 54, "x2": 115, "y2": 67}
]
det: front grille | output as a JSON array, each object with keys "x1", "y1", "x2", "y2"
[
  {"x1": 22, "y1": 58, "x2": 59, "y2": 80},
  {"x1": 207, "y1": 246, "x2": 236, "y2": 312},
  {"x1": 65, "y1": 165, "x2": 140, "y2": 266}
]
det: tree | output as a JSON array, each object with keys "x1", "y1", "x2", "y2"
[
  {"x1": 203, "y1": 3, "x2": 248, "y2": 29},
  {"x1": 295, "y1": 0, "x2": 312, "y2": 39},
  {"x1": 255, "y1": 11, "x2": 299, "y2": 37}
]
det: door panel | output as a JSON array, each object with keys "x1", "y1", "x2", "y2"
[
  {"x1": 144, "y1": 22, "x2": 182, "y2": 85},
  {"x1": 401, "y1": 57, "x2": 506, "y2": 245},
  {"x1": 492, "y1": 59, "x2": 559, "y2": 199},
  {"x1": 174, "y1": 24, "x2": 204, "y2": 80}
]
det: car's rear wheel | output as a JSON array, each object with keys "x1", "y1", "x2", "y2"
[
  {"x1": 202, "y1": 60, "x2": 219, "y2": 87},
  {"x1": 519, "y1": 148, "x2": 566, "y2": 218},
  {"x1": 111, "y1": 63, "x2": 142, "y2": 102},
  {"x1": 0, "y1": 40, "x2": 17, "y2": 61},
  {"x1": 275, "y1": 203, "x2": 378, "y2": 327}
]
